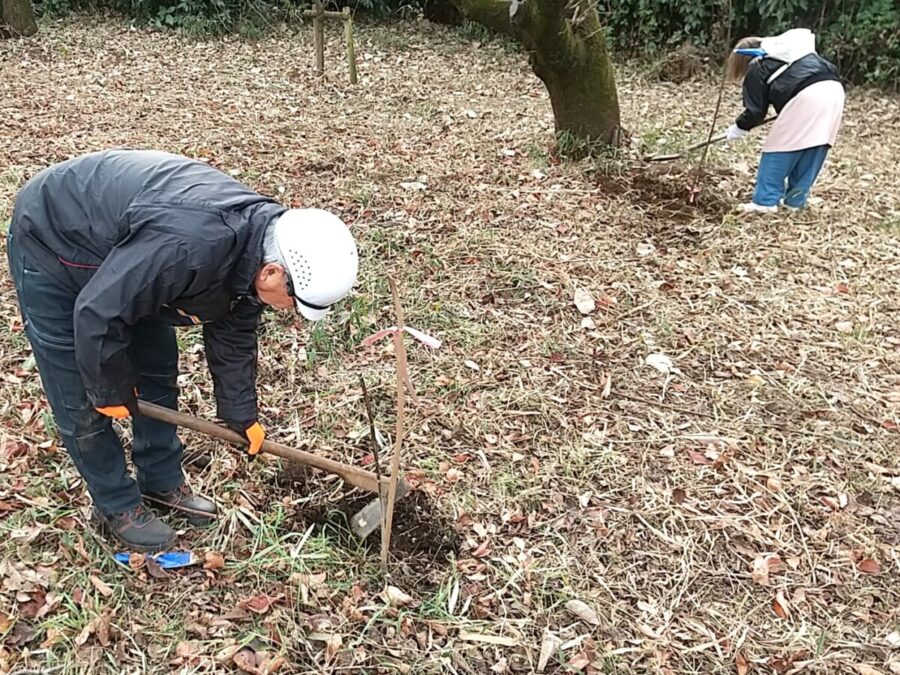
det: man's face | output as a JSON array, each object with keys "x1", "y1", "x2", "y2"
[{"x1": 254, "y1": 263, "x2": 294, "y2": 310}]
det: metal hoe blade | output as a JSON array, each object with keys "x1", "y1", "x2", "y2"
[{"x1": 351, "y1": 478, "x2": 411, "y2": 539}]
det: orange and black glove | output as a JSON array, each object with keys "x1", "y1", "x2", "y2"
[
  {"x1": 96, "y1": 391, "x2": 139, "y2": 419},
  {"x1": 227, "y1": 420, "x2": 265, "y2": 458}
]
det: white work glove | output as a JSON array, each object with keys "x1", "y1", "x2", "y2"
[{"x1": 725, "y1": 124, "x2": 748, "y2": 142}]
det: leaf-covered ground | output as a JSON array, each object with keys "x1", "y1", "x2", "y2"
[{"x1": 1, "y1": 16, "x2": 899, "y2": 675}]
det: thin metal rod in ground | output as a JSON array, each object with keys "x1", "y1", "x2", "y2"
[
  {"x1": 381, "y1": 276, "x2": 409, "y2": 567},
  {"x1": 690, "y1": 0, "x2": 733, "y2": 201}
]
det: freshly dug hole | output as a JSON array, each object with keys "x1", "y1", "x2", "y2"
[{"x1": 276, "y1": 461, "x2": 460, "y2": 579}]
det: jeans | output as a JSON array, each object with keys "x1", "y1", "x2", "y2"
[
  {"x1": 7, "y1": 232, "x2": 185, "y2": 515},
  {"x1": 752, "y1": 145, "x2": 830, "y2": 208}
]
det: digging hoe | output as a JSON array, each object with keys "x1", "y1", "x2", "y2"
[{"x1": 137, "y1": 400, "x2": 409, "y2": 539}]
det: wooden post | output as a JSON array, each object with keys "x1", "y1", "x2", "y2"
[
  {"x1": 313, "y1": 0, "x2": 325, "y2": 78},
  {"x1": 342, "y1": 7, "x2": 358, "y2": 85},
  {"x1": 381, "y1": 277, "x2": 408, "y2": 567}
]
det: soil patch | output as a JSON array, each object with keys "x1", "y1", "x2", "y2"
[{"x1": 277, "y1": 462, "x2": 460, "y2": 576}]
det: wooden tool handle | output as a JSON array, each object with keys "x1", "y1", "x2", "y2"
[{"x1": 137, "y1": 400, "x2": 380, "y2": 494}]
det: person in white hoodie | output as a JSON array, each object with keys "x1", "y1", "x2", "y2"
[{"x1": 725, "y1": 29, "x2": 845, "y2": 213}]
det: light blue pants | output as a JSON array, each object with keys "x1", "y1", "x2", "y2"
[{"x1": 752, "y1": 145, "x2": 830, "y2": 208}]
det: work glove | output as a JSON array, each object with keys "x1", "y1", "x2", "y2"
[
  {"x1": 96, "y1": 390, "x2": 139, "y2": 419},
  {"x1": 725, "y1": 124, "x2": 748, "y2": 142},
  {"x1": 227, "y1": 420, "x2": 266, "y2": 458}
]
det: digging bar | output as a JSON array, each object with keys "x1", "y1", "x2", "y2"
[
  {"x1": 645, "y1": 134, "x2": 726, "y2": 162},
  {"x1": 645, "y1": 116, "x2": 777, "y2": 162},
  {"x1": 137, "y1": 400, "x2": 410, "y2": 539}
]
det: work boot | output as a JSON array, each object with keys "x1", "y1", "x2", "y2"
[
  {"x1": 143, "y1": 484, "x2": 218, "y2": 527},
  {"x1": 95, "y1": 504, "x2": 177, "y2": 553}
]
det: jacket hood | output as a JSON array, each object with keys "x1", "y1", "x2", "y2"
[{"x1": 760, "y1": 28, "x2": 816, "y2": 63}]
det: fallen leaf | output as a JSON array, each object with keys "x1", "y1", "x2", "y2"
[
  {"x1": 820, "y1": 496, "x2": 843, "y2": 511},
  {"x1": 18, "y1": 589, "x2": 46, "y2": 619},
  {"x1": 95, "y1": 611, "x2": 112, "y2": 647},
  {"x1": 176, "y1": 640, "x2": 200, "y2": 659},
  {"x1": 855, "y1": 666, "x2": 885, "y2": 675},
  {"x1": 232, "y1": 647, "x2": 260, "y2": 674},
  {"x1": 145, "y1": 557, "x2": 169, "y2": 580},
  {"x1": 204, "y1": 551, "x2": 225, "y2": 571},
  {"x1": 472, "y1": 539, "x2": 491, "y2": 557},
  {"x1": 835, "y1": 320, "x2": 854, "y2": 334},
  {"x1": 241, "y1": 594, "x2": 276, "y2": 614},
  {"x1": 636, "y1": 242, "x2": 656, "y2": 257},
  {"x1": 736, "y1": 650, "x2": 750, "y2": 675},
  {"x1": 325, "y1": 633, "x2": 343, "y2": 661},
  {"x1": 565, "y1": 599, "x2": 600, "y2": 626},
  {"x1": 445, "y1": 467, "x2": 462, "y2": 483},
  {"x1": 573, "y1": 288, "x2": 595, "y2": 315},
  {"x1": 773, "y1": 591, "x2": 790, "y2": 619},
  {"x1": 537, "y1": 629, "x2": 561, "y2": 672},
  {"x1": 686, "y1": 449, "x2": 711, "y2": 465},
  {"x1": 215, "y1": 644, "x2": 242, "y2": 664},
  {"x1": 89, "y1": 575, "x2": 114, "y2": 598},
  {"x1": 885, "y1": 631, "x2": 900, "y2": 647},
  {"x1": 10, "y1": 524, "x2": 44, "y2": 544},
  {"x1": 752, "y1": 554, "x2": 782, "y2": 586},
  {"x1": 567, "y1": 649, "x2": 592, "y2": 671},
  {"x1": 35, "y1": 590, "x2": 61, "y2": 619},
  {"x1": 646, "y1": 353, "x2": 675, "y2": 375},
  {"x1": 75, "y1": 616, "x2": 97, "y2": 647},
  {"x1": 858, "y1": 559, "x2": 881, "y2": 575},
  {"x1": 766, "y1": 476, "x2": 783, "y2": 492},
  {"x1": 263, "y1": 655, "x2": 286, "y2": 673},
  {"x1": 382, "y1": 585, "x2": 415, "y2": 607}
]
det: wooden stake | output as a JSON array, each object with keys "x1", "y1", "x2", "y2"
[
  {"x1": 381, "y1": 276, "x2": 408, "y2": 567},
  {"x1": 313, "y1": 1, "x2": 325, "y2": 78},
  {"x1": 342, "y1": 7, "x2": 358, "y2": 85},
  {"x1": 358, "y1": 375, "x2": 386, "y2": 540}
]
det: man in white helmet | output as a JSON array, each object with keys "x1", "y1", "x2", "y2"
[{"x1": 7, "y1": 150, "x2": 358, "y2": 551}]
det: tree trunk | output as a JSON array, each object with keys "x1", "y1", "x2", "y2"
[
  {"x1": 424, "y1": 0, "x2": 463, "y2": 26},
  {"x1": 450, "y1": 0, "x2": 622, "y2": 148},
  {"x1": 527, "y1": 1, "x2": 621, "y2": 146},
  {"x1": 1, "y1": 0, "x2": 37, "y2": 37}
]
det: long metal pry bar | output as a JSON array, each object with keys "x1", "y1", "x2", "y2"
[{"x1": 137, "y1": 400, "x2": 410, "y2": 538}]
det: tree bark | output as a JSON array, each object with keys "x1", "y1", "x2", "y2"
[
  {"x1": 0, "y1": 0, "x2": 37, "y2": 37},
  {"x1": 423, "y1": 0, "x2": 463, "y2": 26},
  {"x1": 450, "y1": 0, "x2": 621, "y2": 147}
]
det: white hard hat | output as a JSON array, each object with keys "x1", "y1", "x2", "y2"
[{"x1": 273, "y1": 208, "x2": 359, "y2": 321}]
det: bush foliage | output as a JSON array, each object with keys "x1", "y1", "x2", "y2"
[
  {"x1": 598, "y1": 0, "x2": 899, "y2": 89},
  {"x1": 33, "y1": 0, "x2": 898, "y2": 88}
]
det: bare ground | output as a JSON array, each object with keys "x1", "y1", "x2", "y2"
[{"x1": 1, "y1": 16, "x2": 899, "y2": 675}]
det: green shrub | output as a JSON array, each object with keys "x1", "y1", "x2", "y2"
[
  {"x1": 818, "y1": 0, "x2": 899, "y2": 89},
  {"x1": 597, "y1": 0, "x2": 899, "y2": 89}
]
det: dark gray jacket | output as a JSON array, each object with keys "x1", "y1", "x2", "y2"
[
  {"x1": 737, "y1": 53, "x2": 841, "y2": 131},
  {"x1": 10, "y1": 149, "x2": 286, "y2": 424}
]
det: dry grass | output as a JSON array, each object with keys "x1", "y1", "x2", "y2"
[{"x1": 1, "y1": 15, "x2": 899, "y2": 675}]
